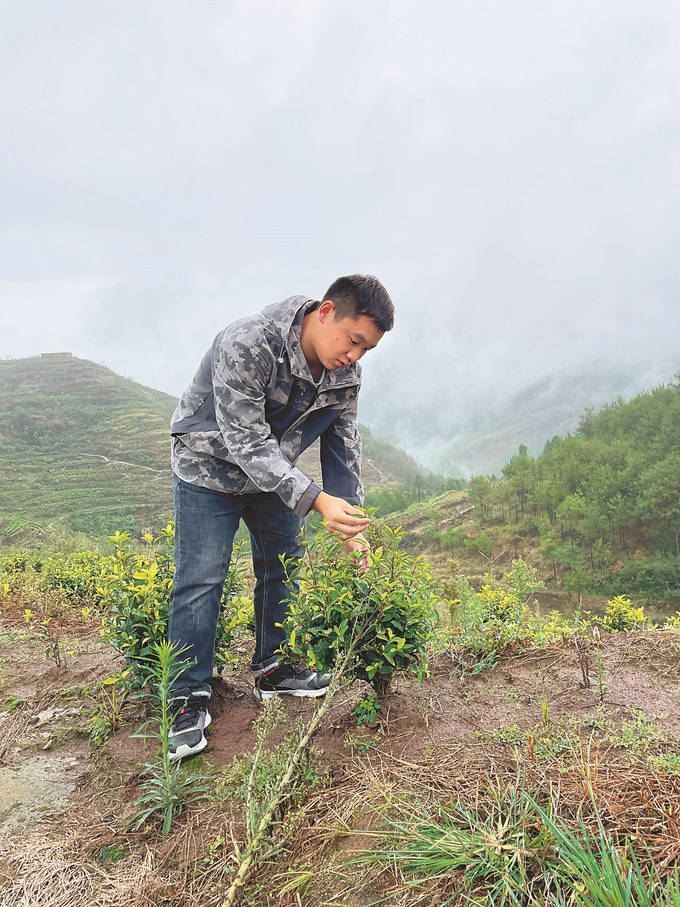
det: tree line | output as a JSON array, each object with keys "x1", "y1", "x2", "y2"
[{"x1": 464, "y1": 376, "x2": 680, "y2": 599}]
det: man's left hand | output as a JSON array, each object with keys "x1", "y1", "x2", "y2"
[{"x1": 344, "y1": 536, "x2": 370, "y2": 573}]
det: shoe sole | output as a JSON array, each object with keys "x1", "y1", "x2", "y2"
[
  {"x1": 253, "y1": 687, "x2": 329, "y2": 701},
  {"x1": 168, "y1": 711, "x2": 212, "y2": 761}
]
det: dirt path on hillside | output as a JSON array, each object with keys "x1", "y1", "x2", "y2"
[{"x1": 76, "y1": 452, "x2": 165, "y2": 473}]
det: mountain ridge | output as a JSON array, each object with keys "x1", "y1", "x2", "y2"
[{"x1": 0, "y1": 354, "x2": 420, "y2": 543}]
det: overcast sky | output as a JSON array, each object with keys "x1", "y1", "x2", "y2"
[{"x1": 2, "y1": 1, "x2": 679, "y2": 467}]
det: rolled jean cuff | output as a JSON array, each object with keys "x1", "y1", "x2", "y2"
[
  {"x1": 250, "y1": 654, "x2": 284, "y2": 677},
  {"x1": 294, "y1": 481, "x2": 322, "y2": 517}
]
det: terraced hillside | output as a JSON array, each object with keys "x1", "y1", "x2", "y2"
[
  {"x1": 0, "y1": 354, "x2": 418, "y2": 544},
  {"x1": 0, "y1": 355, "x2": 177, "y2": 541}
]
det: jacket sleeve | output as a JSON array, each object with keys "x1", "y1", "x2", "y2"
[
  {"x1": 212, "y1": 323, "x2": 317, "y2": 515},
  {"x1": 320, "y1": 393, "x2": 364, "y2": 506}
]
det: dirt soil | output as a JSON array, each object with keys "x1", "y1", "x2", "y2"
[{"x1": 2, "y1": 594, "x2": 680, "y2": 906}]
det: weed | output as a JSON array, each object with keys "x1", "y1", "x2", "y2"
[
  {"x1": 96, "y1": 842, "x2": 129, "y2": 864},
  {"x1": 359, "y1": 780, "x2": 554, "y2": 903},
  {"x1": 606, "y1": 710, "x2": 663, "y2": 752},
  {"x1": 4, "y1": 694, "x2": 22, "y2": 713},
  {"x1": 89, "y1": 671, "x2": 131, "y2": 745},
  {"x1": 592, "y1": 625, "x2": 607, "y2": 705},
  {"x1": 574, "y1": 631, "x2": 591, "y2": 688},
  {"x1": 217, "y1": 698, "x2": 325, "y2": 841},
  {"x1": 362, "y1": 780, "x2": 680, "y2": 905},
  {"x1": 354, "y1": 693, "x2": 381, "y2": 726},
  {"x1": 130, "y1": 641, "x2": 210, "y2": 836},
  {"x1": 528, "y1": 791, "x2": 680, "y2": 905},
  {"x1": 528, "y1": 729, "x2": 579, "y2": 760},
  {"x1": 649, "y1": 752, "x2": 680, "y2": 774},
  {"x1": 344, "y1": 728, "x2": 385, "y2": 753},
  {"x1": 221, "y1": 646, "x2": 354, "y2": 907},
  {"x1": 489, "y1": 722, "x2": 525, "y2": 746},
  {"x1": 59, "y1": 684, "x2": 89, "y2": 699}
]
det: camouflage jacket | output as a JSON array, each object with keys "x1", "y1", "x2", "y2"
[{"x1": 170, "y1": 295, "x2": 363, "y2": 516}]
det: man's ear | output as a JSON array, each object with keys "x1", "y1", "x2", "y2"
[{"x1": 318, "y1": 299, "x2": 336, "y2": 322}]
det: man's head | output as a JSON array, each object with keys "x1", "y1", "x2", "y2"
[
  {"x1": 302, "y1": 274, "x2": 393, "y2": 373},
  {"x1": 322, "y1": 274, "x2": 394, "y2": 333}
]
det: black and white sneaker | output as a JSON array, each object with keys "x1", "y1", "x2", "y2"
[
  {"x1": 168, "y1": 695, "x2": 212, "y2": 761},
  {"x1": 253, "y1": 662, "x2": 330, "y2": 701}
]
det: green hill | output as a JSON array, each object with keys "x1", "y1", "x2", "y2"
[
  {"x1": 0, "y1": 354, "x2": 421, "y2": 544},
  {"x1": 0, "y1": 354, "x2": 178, "y2": 542},
  {"x1": 395, "y1": 375, "x2": 680, "y2": 606}
]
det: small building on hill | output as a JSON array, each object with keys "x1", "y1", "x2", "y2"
[{"x1": 41, "y1": 352, "x2": 73, "y2": 360}]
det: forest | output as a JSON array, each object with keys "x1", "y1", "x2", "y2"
[{"x1": 404, "y1": 376, "x2": 680, "y2": 603}]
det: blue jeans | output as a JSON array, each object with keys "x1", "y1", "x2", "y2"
[{"x1": 168, "y1": 475, "x2": 304, "y2": 697}]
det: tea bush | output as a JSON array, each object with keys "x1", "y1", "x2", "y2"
[
  {"x1": 448, "y1": 558, "x2": 573, "y2": 662},
  {"x1": 99, "y1": 525, "x2": 250, "y2": 687},
  {"x1": 281, "y1": 521, "x2": 440, "y2": 695},
  {"x1": 38, "y1": 549, "x2": 110, "y2": 601},
  {"x1": 0, "y1": 551, "x2": 32, "y2": 574},
  {"x1": 601, "y1": 594, "x2": 646, "y2": 631}
]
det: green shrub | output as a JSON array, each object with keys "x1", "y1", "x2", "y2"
[
  {"x1": 601, "y1": 595, "x2": 646, "y2": 631},
  {"x1": 448, "y1": 558, "x2": 572, "y2": 663},
  {"x1": 281, "y1": 522, "x2": 440, "y2": 695},
  {"x1": 462, "y1": 530, "x2": 493, "y2": 558},
  {"x1": 440, "y1": 527, "x2": 464, "y2": 550},
  {"x1": 599, "y1": 555, "x2": 680, "y2": 601},
  {"x1": 0, "y1": 551, "x2": 31, "y2": 574},
  {"x1": 38, "y1": 549, "x2": 110, "y2": 601},
  {"x1": 98, "y1": 525, "x2": 250, "y2": 687}
]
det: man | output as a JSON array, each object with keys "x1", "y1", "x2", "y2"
[{"x1": 167, "y1": 274, "x2": 394, "y2": 760}]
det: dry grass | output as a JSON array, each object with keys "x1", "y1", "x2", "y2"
[
  {"x1": 3, "y1": 635, "x2": 680, "y2": 905},
  {"x1": 3, "y1": 734, "x2": 680, "y2": 905},
  {"x1": 0, "y1": 833, "x2": 159, "y2": 907}
]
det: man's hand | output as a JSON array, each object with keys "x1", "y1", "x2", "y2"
[
  {"x1": 311, "y1": 491, "x2": 370, "y2": 541},
  {"x1": 344, "y1": 535, "x2": 370, "y2": 573}
]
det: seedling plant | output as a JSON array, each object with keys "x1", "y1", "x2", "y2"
[
  {"x1": 354, "y1": 692, "x2": 381, "y2": 725},
  {"x1": 281, "y1": 520, "x2": 439, "y2": 696},
  {"x1": 130, "y1": 641, "x2": 210, "y2": 836}
]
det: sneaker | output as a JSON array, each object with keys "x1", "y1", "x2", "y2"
[
  {"x1": 168, "y1": 695, "x2": 212, "y2": 761},
  {"x1": 253, "y1": 661, "x2": 330, "y2": 701}
]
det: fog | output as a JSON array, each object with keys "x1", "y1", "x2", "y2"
[{"x1": 2, "y1": 1, "x2": 679, "y2": 473}]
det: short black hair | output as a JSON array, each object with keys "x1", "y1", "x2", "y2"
[{"x1": 322, "y1": 274, "x2": 394, "y2": 332}]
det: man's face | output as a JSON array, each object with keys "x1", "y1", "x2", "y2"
[{"x1": 315, "y1": 302, "x2": 384, "y2": 371}]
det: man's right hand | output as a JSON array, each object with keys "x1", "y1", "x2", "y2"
[{"x1": 311, "y1": 492, "x2": 370, "y2": 541}]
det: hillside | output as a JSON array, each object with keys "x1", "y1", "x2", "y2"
[
  {"x1": 387, "y1": 375, "x2": 680, "y2": 611},
  {"x1": 0, "y1": 354, "x2": 420, "y2": 543},
  {"x1": 367, "y1": 361, "x2": 676, "y2": 477}
]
